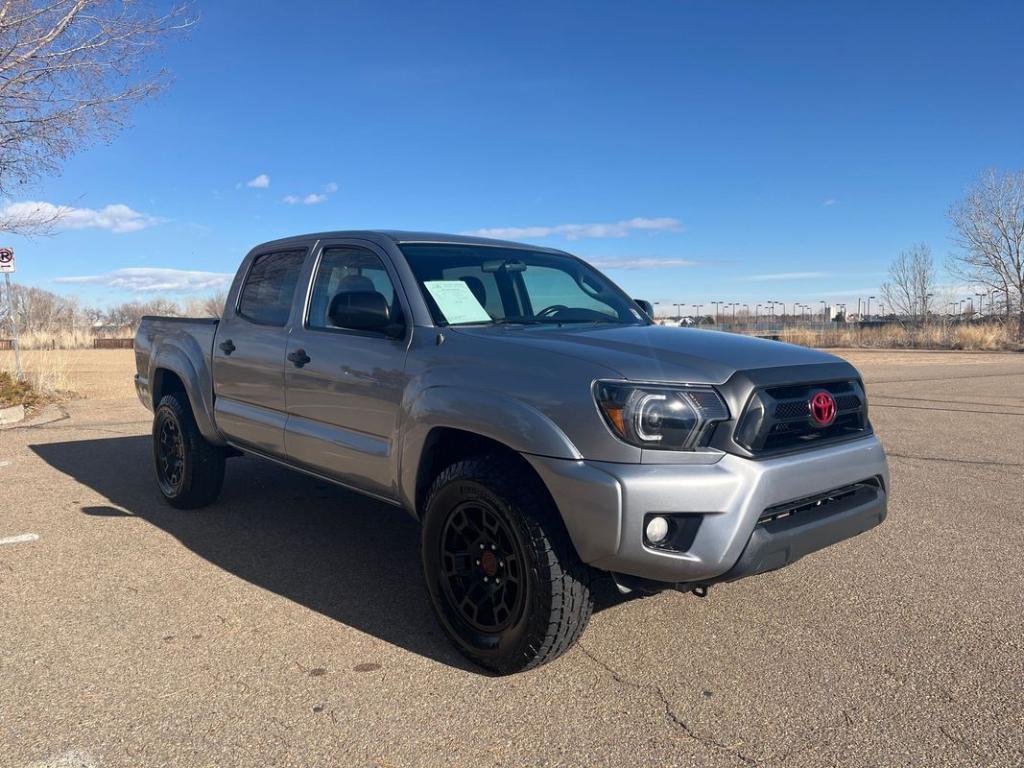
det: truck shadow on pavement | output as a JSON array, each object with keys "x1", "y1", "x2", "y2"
[{"x1": 32, "y1": 435, "x2": 629, "y2": 674}]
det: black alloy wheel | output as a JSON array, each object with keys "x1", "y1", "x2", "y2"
[
  {"x1": 155, "y1": 411, "x2": 186, "y2": 496},
  {"x1": 439, "y1": 499, "x2": 527, "y2": 634}
]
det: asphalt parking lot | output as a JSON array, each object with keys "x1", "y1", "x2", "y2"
[{"x1": 1, "y1": 350, "x2": 1022, "y2": 767}]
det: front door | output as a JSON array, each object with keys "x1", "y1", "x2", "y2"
[
  {"x1": 284, "y1": 241, "x2": 411, "y2": 500},
  {"x1": 213, "y1": 248, "x2": 307, "y2": 456}
]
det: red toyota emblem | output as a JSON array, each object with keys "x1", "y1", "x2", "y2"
[{"x1": 809, "y1": 391, "x2": 837, "y2": 426}]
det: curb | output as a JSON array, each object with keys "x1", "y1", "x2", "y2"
[{"x1": 0, "y1": 403, "x2": 25, "y2": 425}]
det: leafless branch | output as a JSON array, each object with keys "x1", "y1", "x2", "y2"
[
  {"x1": 948, "y1": 168, "x2": 1024, "y2": 340},
  {"x1": 881, "y1": 243, "x2": 936, "y2": 322},
  {"x1": 0, "y1": 0, "x2": 194, "y2": 233}
]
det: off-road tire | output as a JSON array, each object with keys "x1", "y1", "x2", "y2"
[
  {"x1": 421, "y1": 455, "x2": 593, "y2": 674},
  {"x1": 153, "y1": 393, "x2": 225, "y2": 509}
]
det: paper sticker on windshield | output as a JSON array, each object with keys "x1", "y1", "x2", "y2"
[{"x1": 424, "y1": 280, "x2": 492, "y2": 324}]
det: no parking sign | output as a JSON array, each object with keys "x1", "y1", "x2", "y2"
[{"x1": 0, "y1": 247, "x2": 13, "y2": 273}]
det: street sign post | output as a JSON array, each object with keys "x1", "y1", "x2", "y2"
[{"x1": 0, "y1": 247, "x2": 23, "y2": 381}]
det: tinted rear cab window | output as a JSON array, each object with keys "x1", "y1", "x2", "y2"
[{"x1": 237, "y1": 250, "x2": 306, "y2": 326}]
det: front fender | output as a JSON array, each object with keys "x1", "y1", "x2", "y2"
[
  {"x1": 397, "y1": 385, "x2": 582, "y2": 509},
  {"x1": 149, "y1": 342, "x2": 224, "y2": 446}
]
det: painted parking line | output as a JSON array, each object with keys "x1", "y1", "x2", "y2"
[
  {"x1": 0, "y1": 533, "x2": 39, "y2": 546},
  {"x1": 26, "y1": 750, "x2": 99, "y2": 768}
]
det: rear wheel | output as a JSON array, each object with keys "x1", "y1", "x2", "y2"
[
  {"x1": 421, "y1": 455, "x2": 593, "y2": 674},
  {"x1": 153, "y1": 393, "x2": 225, "y2": 509}
]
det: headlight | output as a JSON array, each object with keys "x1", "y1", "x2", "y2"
[{"x1": 593, "y1": 380, "x2": 729, "y2": 450}]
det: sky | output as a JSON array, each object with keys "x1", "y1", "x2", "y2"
[{"x1": 4, "y1": 0, "x2": 1024, "y2": 313}]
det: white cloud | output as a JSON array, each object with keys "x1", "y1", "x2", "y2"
[
  {"x1": 822, "y1": 198, "x2": 838, "y2": 207},
  {"x1": 283, "y1": 193, "x2": 328, "y2": 205},
  {"x1": 467, "y1": 217, "x2": 682, "y2": 241},
  {"x1": 0, "y1": 201, "x2": 162, "y2": 233},
  {"x1": 585, "y1": 256, "x2": 697, "y2": 270},
  {"x1": 282, "y1": 181, "x2": 337, "y2": 205},
  {"x1": 246, "y1": 174, "x2": 270, "y2": 189},
  {"x1": 740, "y1": 271, "x2": 831, "y2": 282},
  {"x1": 55, "y1": 267, "x2": 233, "y2": 293}
]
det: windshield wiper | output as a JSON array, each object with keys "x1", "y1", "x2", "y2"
[
  {"x1": 491, "y1": 317, "x2": 543, "y2": 325},
  {"x1": 554, "y1": 318, "x2": 633, "y2": 326}
]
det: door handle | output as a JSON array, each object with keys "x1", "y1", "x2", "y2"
[
  {"x1": 287, "y1": 349, "x2": 311, "y2": 368},
  {"x1": 219, "y1": 339, "x2": 236, "y2": 355}
]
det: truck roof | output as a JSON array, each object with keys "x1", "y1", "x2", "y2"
[{"x1": 250, "y1": 230, "x2": 568, "y2": 255}]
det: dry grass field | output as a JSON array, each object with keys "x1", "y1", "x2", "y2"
[
  {"x1": 779, "y1": 322, "x2": 1018, "y2": 350},
  {"x1": 0, "y1": 348, "x2": 137, "y2": 402}
]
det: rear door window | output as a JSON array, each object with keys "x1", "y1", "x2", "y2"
[{"x1": 237, "y1": 250, "x2": 306, "y2": 326}]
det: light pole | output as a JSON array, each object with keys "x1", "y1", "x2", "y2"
[
  {"x1": 692, "y1": 304, "x2": 703, "y2": 325},
  {"x1": 711, "y1": 301, "x2": 722, "y2": 326}
]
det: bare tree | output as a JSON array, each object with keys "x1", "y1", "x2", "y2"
[
  {"x1": 948, "y1": 169, "x2": 1024, "y2": 340},
  {"x1": 881, "y1": 243, "x2": 936, "y2": 321},
  {"x1": 0, "y1": 0, "x2": 193, "y2": 233},
  {"x1": 201, "y1": 290, "x2": 225, "y2": 318},
  {"x1": 105, "y1": 297, "x2": 180, "y2": 329},
  {"x1": 4, "y1": 281, "x2": 82, "y2": 332},
  {"x1": 182, "y1": 292, "x2": 224, "y2": 318}
]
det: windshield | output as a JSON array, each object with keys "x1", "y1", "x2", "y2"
[{"x1": 400, "y1": 244, "x2": 648, "y2": 327}]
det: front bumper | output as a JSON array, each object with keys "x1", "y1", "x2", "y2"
[{"x1": 525, "y1": 435, "x2": 888, "y2": 585}]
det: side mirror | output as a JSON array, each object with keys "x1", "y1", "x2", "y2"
[
  {"x1": 634, "y1": 299, "x2": 654, "y2": 319},
  {"x1": 327, "y1": 291, "x2": 404, "y2": 337}
]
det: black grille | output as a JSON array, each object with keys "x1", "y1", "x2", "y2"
[
  {"x1": 758, "y1": 478, "x2": 882, "y2": 525},
  {"x1": 735, "y1": 380, "x2": 869, "y2": 455}
]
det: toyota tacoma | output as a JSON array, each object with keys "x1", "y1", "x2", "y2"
[{"x1": 135, "y1": 231, "x2": 888, "y2": 674}]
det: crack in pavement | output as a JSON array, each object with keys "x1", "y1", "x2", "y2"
[
  {"x1": 887, "y1": 452, "x2": 1024, "y2": 468},
  {"x1": 578, "y1": 643, "x2": 757, "y2": 766},
  {"x1": 871, "y1": 402, "x2": 1024, "y2": 417},
  {"x1": 870, "y1": 394, "x2": 1024, "y2": 408},
  {"x1": 869, "y1": 371, "x2": 1024, "y2": 385}
]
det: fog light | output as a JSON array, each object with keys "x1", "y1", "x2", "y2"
[{"x1": 645, "y1": 515, "x2": 670, "y2": 544}]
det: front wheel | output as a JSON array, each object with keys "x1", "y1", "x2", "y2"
[
  {"x1": 153, "y1": 393, "x2": 225, "y2": 509},
  {"x1": 421, "y1": 456, "x2": 593, "y2": 674}
]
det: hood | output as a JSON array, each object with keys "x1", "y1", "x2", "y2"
[{"x1": 452, "y1": 324, "x2": 844, "y2": 384}]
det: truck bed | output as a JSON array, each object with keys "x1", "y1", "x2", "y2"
[{"x1": 134, "y1": 315, "x2": 220, "y2": 423}]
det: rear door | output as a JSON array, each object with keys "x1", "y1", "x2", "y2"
[
  {"x1": 283, "y1": 240, "x2": 411, "y2": 499},
  {"x1": 213, "y1": 248, "x2": 308, "y2": 455}
]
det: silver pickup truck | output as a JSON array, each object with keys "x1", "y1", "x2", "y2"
[{"x1": 135, "y1": 231, "x2": 889, "y2": 674}]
